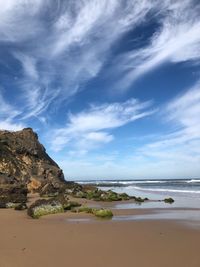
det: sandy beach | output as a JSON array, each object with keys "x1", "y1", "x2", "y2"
[{"x1": 1, "y1": 202, "x2": 200, "y2": 267}]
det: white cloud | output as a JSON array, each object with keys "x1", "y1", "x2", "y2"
[
  {"x1": 85, "y1": 132, "x2": 113, "y2": 142},
  {"x1": 0, "y1": 91, "x2": 25, "y2": 131},
  {"x1": 13, "y1": 52, "x2": 38, "y2": 80},
  {"x1": 0, "y1": 0, "x2": 199, "y2": 124},
  {"x1": 166, "y1": 83, "x2": 200, "y2": 134},
  {"x1": 111, "y1": 0, "x2": 200, "y2": 90},
  {"x1": 20, "y1": 85, "x2": 60, "y2": 120},
  {"x1": 50, "y1": 98, "x2": 154, "y2": 152},
  {"x1": 0, "y1": 0, "x2": 45, "y2": 42},
  {"x1": 133, "y1": 82, "x2": 200, "y2": 177},
  {"x1": 0, "y1": 0, "x2": 158, "y2": 121},
  {"x1": 0, "y1": 92, "x2": 21, "y2": 118},
  {"x1": 59, "y1": 81, "x2": 200, "y2": 180},
  {"x1": 0, "y1": 120, "x2": 24, "y2": 131},
  {"x1": 52, "y1": 1, "x2": 119, "y2": 56}
]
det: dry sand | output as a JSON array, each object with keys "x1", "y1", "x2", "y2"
[{"x1": 0, "y1": 205, "x2": 200, "y2": 267}]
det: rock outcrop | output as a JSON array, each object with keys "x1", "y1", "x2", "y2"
[
  {"x1": 0, "y1": 128, "x2": 64, "y2": 187},
  {"x1": 0, "y1": 184, "x2": 27, "y2": 208},
  {"x1": 27, "y1": 198, "x2": 81, "y2": 219},
  {"x1": 0, "y1": 127, "x2": 136, "y2": 217}
]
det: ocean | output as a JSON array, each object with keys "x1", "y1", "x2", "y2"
[
  {"x1": 77, "y1": 178, "x2": 200, "y2": 209},
  {"x1": 78, "y1": 178, "x2": 200, "y2": 196},
  {"x1": 72, "y1": 179, "x2": 200, "y2": 226}
]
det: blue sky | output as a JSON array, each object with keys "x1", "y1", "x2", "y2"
[{"x1": 0, "y1": 0, "x2": 200, "y2": 180}]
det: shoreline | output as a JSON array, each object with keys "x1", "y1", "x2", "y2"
[{"x1": 1, "y1": 201, "x2": 200, "y2": 267}]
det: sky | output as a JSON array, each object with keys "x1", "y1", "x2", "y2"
[{"x1": 0, "y1": 0, "x2": 200, "y2": 180}]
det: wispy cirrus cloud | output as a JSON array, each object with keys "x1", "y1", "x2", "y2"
[
  {"x1": 50, "y1": 98, "x2": 154, "y2": 152},
  {"x1": 0, "y1": 0, "x2": 199, "y2": 123},
  {"x1": 166, "y1": 82, "x2": 200, "y2": 137},
  {"x1": 0, "y1": 91, "x2": 25, "y2": 131},
  {"x1": 0, "y1": 0, "x2": 157, "y2": 122},
  {"x1": 13, "y1": 52, "x2": 39, "y2": 81},
  {"x1": 111, "y1": 0, "x2": 200, "y2": 91}
]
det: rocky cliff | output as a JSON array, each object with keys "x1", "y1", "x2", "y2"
[
  {"x1": 0, "y1": 128, "x2": 64, "y2": 187},
  {"x1": 0, "y1": 128, "x2": 132, "y2": 215}
]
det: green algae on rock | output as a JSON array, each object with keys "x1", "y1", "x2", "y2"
[
  {"x1": 27, "y1": 199, "x2": 64, "y2": 219},
  {"x1": 76, "y1": 206, "x2": 93, "y2": 214},
  {"x1": 93, "y1": 208, "x2": 113, "y2": 218},
  {"x1": 76, "y1": 206, "x2": 113, "y2": 218},
  {"x1": 132, "y1": 196, "x2": 149, "y2": 203},
  {"x1": 27, "y1": 196, "x2": 82, "y2": 218},
  {"x1": 164, "y1": 197, "x2": 174, "y2": 204},
  {"x1": 62, "y1": 201, "x2": 81, "y2": 211},
  {"x1": 73, "y1": 188, "x2": 130, "y2": 202}
]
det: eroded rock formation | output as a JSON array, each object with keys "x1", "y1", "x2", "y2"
[{"x1": 0, "y1": 128, "x2": 64, "y2": 187}]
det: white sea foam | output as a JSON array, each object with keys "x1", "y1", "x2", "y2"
[
  {"x1": 141, "y1": 180, "x2": 166, "y2": 184},
  {"x1": 78, "y1": 179, "x2": 200, "y2": 197},
  {"x1": 187, "y1": 179, "x2": 200, "y2": 183},
  {"x1": 80, "y1": 180, "x2": 168, "y2": 185},
  {"x1": 110, "y1": 180, "x2": 166, "y2": 184},
  {"x1": 132, "y1": 186, "x2": 200, "y2": 194}
]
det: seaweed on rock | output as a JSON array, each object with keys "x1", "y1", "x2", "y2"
[
  {"x1": 164, "y1": 197, "x2": 174, "y2": 204},
  {"x1": 27, "y1": 199, "x2": 64, "y2": 219},
  {"x1": 73, "y1": 188, "x2": 131, "y2": 202},
  {"x1": 93, "y1": 209, "x2": 113, "y2": 218},
  {"x1": 76, "y1": 206, "x2": 113, "y2": 218}
]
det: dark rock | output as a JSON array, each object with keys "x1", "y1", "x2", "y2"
[
  {"x1": 0, "y1": 172, "x2": 19, "y2": 185},
  {"x1": 62, "y1": 201, "x2": 81, "y2": 211},
  {"x1": 74, "y1": 188, "x2": 131, "y2": 202},
  {"x1": 119, "y1": 193, "x2": 131, "y2": 200},
  {"x1": 14, "y1": 203, "x2": 27, "y2": 210},
  {"x1": 130, "y1": 196, "x2": 149, "y2": 203},
  {"x1": 0, "y1": 203, "x2": 6, "y2": 208},
  {"x1": 164, "y1": 197, "x2": 174, "y2": 204},
  {"x1": 0, "y1": 184, "x2": 27, "y2": 207},
  {"x1": 0, "y1": 128, "x2": 65, "y2": 188},
  {"x1": 27, "y1": 196, "x2": 81, "y2": 218},
  {"x1": 27, "y1": 199, "x2": 64, "y2": 219},
  {"x1": 39, "y1": 180, "x2": 82, "y2": 198},
  {"x1": 73, "y1": 190, "x2": 87, "y2": 198},
  {"x1": 0, "y1": 128, "x2": 87, "y2": 207},
  {"x1": 54, "y1": 193, "x2": 81, "y2": 210}
]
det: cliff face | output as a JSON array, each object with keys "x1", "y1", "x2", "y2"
[{"x1": 0, "y1": 128, "x2": 64, "y2": 185}]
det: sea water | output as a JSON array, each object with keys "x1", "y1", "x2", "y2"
[
  {"x1": 78, "y1": 178, "x2": 200, "y2": 197},
  {"x1": 78, "y1": 178, "x2": 200, "y2": 209},
  {"x1": 75, "y1": 179, "x2": 200, "y2": 226}
]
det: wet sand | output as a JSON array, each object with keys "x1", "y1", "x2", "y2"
[{"x1": 0, "y1": 206, "x2": 200, "y2": 267}]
